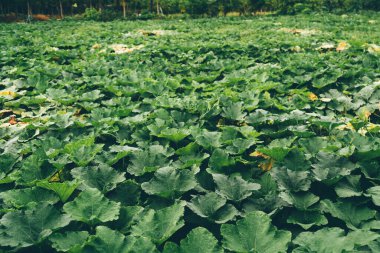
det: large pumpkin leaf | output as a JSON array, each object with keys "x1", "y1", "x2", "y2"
[
  {"x1": 279, "y1": 191, "x2": 319, "y2": 210},
  {"x1": 187, "y1": 192, "x2": 238, "y2": 224},
  {"x1": 0, "y1": 203, "x2": 71, "y2": 249},
  {"x1": 221, "y1": 211, "x2": 291, "y2": 253},
  {"x1": 49, "y1": 231, "x2": 89, "y2": 252},
  {"x1": 311, "y1": 152, "x2": 356, "y2": 184},
  {"x1": 334, "y1": 175, "x2": 363, "y2": 198},
  {"x1": 293, "y1": 228, "x2": 380, "y2": 253},
  {"x1": 213, "y1": 173, "x2": 261, "y2": 202},
  {"x1": 131, "y1": 202, "x2": 185, "y2": 244},
  {"x1": 63, "y1": 188, "x2": 120, "y2": 225},
  {"x1": 82, "y1": 226, "x2": 157, "y2": 253},
  {"x1": 222, "y1": 101, "x2": 246, "y2": 121},
  {"x1": 71, "y1": 164, "x2": 125, "y2": 193},
  {"x1": 163, "y1": 227, "x2": 223, "y2": 253},
  {"x1": 321, "y1": 199, "x2": 376, "y2": 229},
  {"x1": 0, "y1": 152, "x2": 19, "y2": 175},
  {"x1": 271, "y1": 169, "x2": 311, "y2": 192},
  {"x1": 287, "y1": 210, "x2": 328, "y2": 229},
  {"x1": 36, "y1": 181, "x2": 79, "y2": 202},
  {"x1": 141, "y1": 166, "x2": 197, "y2": 199},
  {"x1": 0, "y1": 187, "x2": 59, "y2": 208},
  {"x1": 127, "y1": 145, "x2": 173, "y2": 176},
  {"x1": 64, "y1": 136, "x2": 104, "y2": 167},
  {"x1": 157, "y1": 128, "x2": 190, "y2": 142},
  {"x1": 208, "y1": 149, "x2": 235, "y2": 172},
  {"x1": 365, "y1": 186, "x2": 380, "y2": 206},
  {"x1": 16, "y1": 150, "x2": 55, "y2": 185},
  {"x1": 195, "y1": 130, "x2": 222, "y2": 150}
]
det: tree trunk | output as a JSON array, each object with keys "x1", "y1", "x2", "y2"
[
  {"x1": 98, "y1": 0, "x2": 102, "y2": 11},
  {"x1": 121, "y1": 0, "x2": 126, "y2": 18},
  {"x1": 150, "y1": 0, "x2": 154, "y2": 13},
  {"x1": 59, "y1": 0, "x2": 64, "y2": 18},
  {"x1": 27, "y1": 0, "x2": 32, "y2": 16},
  {"x1": 156, "y1": 0, "x2": 159, "y2": 14}
]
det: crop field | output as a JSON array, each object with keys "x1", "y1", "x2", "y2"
[{"x1": 0, "y1": 13, "x2": 380, "y2": 252}]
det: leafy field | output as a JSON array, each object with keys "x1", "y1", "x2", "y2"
[{"x1": 0, "y1": 13, "x2": 380, "y2": 252}]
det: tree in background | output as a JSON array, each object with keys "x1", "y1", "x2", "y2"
[{"x1": 0, "y1": 0, "x2": 379, "y2": 20}]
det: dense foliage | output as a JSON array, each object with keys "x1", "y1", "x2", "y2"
[
  {"x1": 1, "y1": 13, "x2": 380, "y2": 252},
  {"x1": 0, "y1": 0, "x2": 379, "y2": 20}
]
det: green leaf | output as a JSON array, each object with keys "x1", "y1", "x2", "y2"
[
  {"x1": 36, "y1": 181, "x2": 78, "y2": 202},
  {"x1": 271, "y1": 169, "x2": 311, "y2": 192},
  {"x1": 63, "y1": 188, "x2": 120, "y2": 225},
  {"x1": 64, "y1": 136, "x2": 104, "y2": 167},
  {"x1": 257, "y1": 147, "x2": 292, "y2": 162},
  {"x1": 195, "y1": 130, "x2": 222, "y2": 150},
  {"x1": 112, "y1": 206, "x2": 144, "y2": 233},
  {"x1": 127, "y1": 145, "x2": 173, "y2": 176},
  {"x1": 209, "y1": 149, "x2": 235, "y2": 172},
  {"x1": 361, "y1": 220, "x2": 380, "y2": 230},
  {"x1": 0, "y1": 187, "x2": 59, "y2": 208},
  {"x1": 16, "y1": 150, "x2": 55, "y2": 185},
  {"x1": 175, "y1": 142, "x2": 210, "y2": 168},
  {"x1": 82, "y1": 226, "x2": 157, "y2": 253},
  {"x1": 354, "y1": 137, "x2": 380, "y2": 161},
  {"x1": 312, "y1": 152, "x2": 356, "y2": 184},
  {"x1": 49, "y1": 231, "x2": 89, "y2": 252},
  {"x1": 108, "y1": 180, "x2": 141, "y2": 206},
  {"x1": 163, "y1": 227, "x2": 223, "y2": 253},
  {"x1": 360, "y1": 160, "x2": 380, "y2": 181},
  {"x1": 334, "y1": 175, "x2": 363, "y2": 198},
  {"x1": 280, "y1": 191, "x2": 319, "y2": 210},
  {"x1": 293, "y1": 228, "x2": 380, "y2": 253},
  {"x1": 222, "y1": 102, "x2": 246, "y2": 121},
  {"x1": 71, "y1": 164, "x2": 125, "y2": 193},
  {"x1": 221, "y1": 211, "x2": 291, "y2": 253},
  {"x1": 226, "y1": 138, "x2": 256, "y2": 155},
  {"x1": 107, "y1": 145, "x2": 140, "y2": 165},
  {"x1": 0, "y1": 152, "x2": 19, "y2": 175},
  {"x1": 321, "y1": 200, "x2": 376, "y2": 229},
  {"x1": 369, "y1": 239, "x2": 380, "y2": 253},
  {"x1": 141, "y1": 166, "x2": 197, "y2": 199},
  {"x1": 258, "y1": 147, "x2": 290, "y2": 162},
  {"x1": 213, "y1": 174, "x2": 261, "y2": 202},
  {"x1": 287, "y1": 210, "x2": 328, "y2": 230},
  {"x1": 131, "y1": 202, "x2": 185, "y2": 244},
  {"x1": 0, "y1": 203, "x2": 71, "y2": 249},
  {"x1": 365, "y1": 186, "x2": 380, "y2": 206},
  {"x1": 283, "y1": 149, "x2": 309, "y2": 171},
  {"x1": 158, "y1": 128, "x2": 190, "y2": 142},
  {"x1": 187, "y1": 192, "x2": 238, "y2": 224}
]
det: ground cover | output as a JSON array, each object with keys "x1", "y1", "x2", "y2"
[{"x1": 0, "y1": 13, "x2": 380, "y2": 252}]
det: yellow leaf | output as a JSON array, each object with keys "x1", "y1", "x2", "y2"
[
  {"x1": 308, "y1": 92, "x2": 318, "y2": 101},
  {"x1": 49, "y1": 170, "x2": 63, "y2": 182},
  {"x1": 109, "y1": 44, "x2": 144, "y2": 54},
  {"x1": 336, "y1": 41, "x2": 350, "y2": 52},
  {"x1": 0, "y1": 90, "x2": 17, "y2": 97},
  {"x1": 368, "y1": 44, "x2": 380, "y2": 54},
  {"x1": 92, "y1": 43, "x2": 102, "y2": 50},
  {"x1": 336, "y1": 122, "x2": 355, "y2": 131},
  {"x1": 259, "y1": 158, "x2": 274, "y2": 171},
  {"x1": 250, "y1": 151, "x2": 270, "y2": 159}
]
